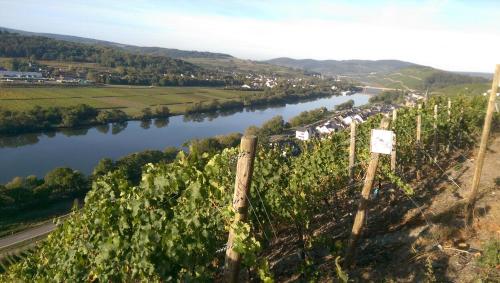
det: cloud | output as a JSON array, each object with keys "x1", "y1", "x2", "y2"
[
  {"x1": 134, "y1": 5, "x2": 500, "y2": 72},
  {"x1": 0, "y1": 0, "x2": 499, "y2": 72}
]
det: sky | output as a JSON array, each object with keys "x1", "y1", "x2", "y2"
[{"x1": 0, "y1": 0, "x2": 499, "y2": 72}]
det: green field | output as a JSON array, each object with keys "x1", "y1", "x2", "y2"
[
  {"x1": 431, "y1": 82, "x2": 490, "y2": 96},
  {"x1": 0, "y1": 86, "x2": 259, "y2": 115},
  {"x1": 183, "y1": 57, "x2": 303, "y2": 77}
]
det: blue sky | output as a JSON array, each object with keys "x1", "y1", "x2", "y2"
[{"x1": 0, "y1": 0, "x2": 499, "y2": 72}]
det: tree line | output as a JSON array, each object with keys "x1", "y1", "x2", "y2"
[{"x1": 0, "y1": 104, "x2": 171, "y2": 135}]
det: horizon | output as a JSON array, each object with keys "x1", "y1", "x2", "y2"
[{"x1": 0, "y1": 0, "x2": 499, "y2": 73}]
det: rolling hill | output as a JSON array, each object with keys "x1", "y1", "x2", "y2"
[
  {"x1": 265, "y1": 57, "x2": 420, "y2": 76},
  {"x1": 0, "y1": 26, "x2": 303, "y2": 76},
  {"x1": 0, "y1": 26, "x2": 232, "y2": 60},
  {"x1": 265, "y1": 57, "x2": 490, "y2": 91}
]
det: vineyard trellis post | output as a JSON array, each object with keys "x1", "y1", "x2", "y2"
[
  {"x1": 223, "y1": 135, "x2": 258, "y2": 283},
  {"x1": 344, "y1": 118, "x2": 390, "y2": 267},
  {"x1": 447, "y1": 99, "x2": 451, "y2": 153},
  {"x1": 391, "y1": 109, "x2": 397, "y2": 172},
  {"x1": 416, "y1": 104, "x2": 422, "y2": 180},
  {"x1": 458, "y1": 108, "x2": 464, "y2": 148},
  {"x1": 465, "y1": 64, "x2": 500, "y2": 225},
  {"x1": 433, "y1": 104, "x2": 438, "y2": 162},
  {"x1": 349, "y1": 121, "x2": 357, "y2": 183}
]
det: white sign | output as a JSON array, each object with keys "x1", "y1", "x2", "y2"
[{"x1": 370, "y1": 129, "x2": 394, "y2": 154}]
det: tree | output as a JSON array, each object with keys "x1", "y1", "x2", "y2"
[
  {"x1": 335, "y1": 99, "x2": 354, "y2": 111},
  {"x1": 93, "y1": 158, "x2": 115, "y2": 177},
  {"x1": 140, "y1": 107, "x2": 153, "y2": 120},
  {"x1": 43, "y1": 167, "x2": 88, "y2": 197},
  {"x1": 155, "y1": 105, "x2": 170, "y2": 117}
]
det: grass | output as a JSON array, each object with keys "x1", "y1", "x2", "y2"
[
  {"x1": 0, "y1": 86, "x2": 259, "y2": 115},
  {"x1": 183, "y1": 57, "x2": 302, "y2": 76},
  {"x1": 432, "y1": 83, "x2": 490, "y2": 97}
]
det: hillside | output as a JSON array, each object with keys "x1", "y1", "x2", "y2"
[
  {"x1": 361, "y1": 66, "x2": 489, "y2": 91},
  {"x1": 0, "y1": 26, "x2": 303, "y2": 77},
  {"x1": 265, "y1": 57, "x2": 419, "y2": 75},
  {"x1": 0, "y1": 26, "x2": 232, "y2": 60},
  {"x1": 1, "y1": 96, "x2": 498, "y2": 281},
  {"x1": 0, "y1": 31, "x2": 199, "y2": 75},
  {"x1": 184, "y1": 57, "x2": 307, "y2": 77},
  {"x1": 265, "y1": 58, "x2": 490, "y2": 91}
]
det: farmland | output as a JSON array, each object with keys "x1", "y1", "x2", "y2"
[{"x1": 0, "y1": 86, "x2": 258, "y2": 115}]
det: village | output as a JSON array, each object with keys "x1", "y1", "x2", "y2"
[
  {"x1": 271, "y1": 92, "x2": 425, "y2": 143},
  {"x1": 294, "y1": 103, "x2": 396, "y2": 141}
]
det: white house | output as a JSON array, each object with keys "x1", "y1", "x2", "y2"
[
  {"x1": 316, "y1": 125, "x2": 334, "y2": 135},
  {"x1": 0, "y1": 71, "x2": 43, "y2": 79},
  {"x1": 296, "y1": 127, "x2": 314, "y2": 141},
  {"x1": 353, "y1": 114, "x2": 364, "y2": 123},
  {"x1": 342, "y1": 116, "x2": 354, "y2": 126}
]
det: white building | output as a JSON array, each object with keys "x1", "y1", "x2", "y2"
[
  {"x1": 342, "y1": 116, "x2": 354, "y2": 126},
  {"x1": 0, "y1": 71, "x2": 43, "y2": 79},
  {"x1": 353, "y1": 114, "x2": 364, "y2": 123},
  {"x1": 316, "y1": 125, "x2": 334, "y2": 135},
  {"x1": 296, "y1": 127, "x2": 314, "y2": 141}
]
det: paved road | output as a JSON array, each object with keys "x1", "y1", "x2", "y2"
[{"x1": 0, "y1": 221, "x2": 59, "y2": 251}]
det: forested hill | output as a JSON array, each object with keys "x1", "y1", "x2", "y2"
[
  {"x1": 0, "y1": 31, "x2": 199, "y2": 74},
  {"x1": 0, "y1": 26, "x2": 233, "y2": 60},
  {"x1": 264, "y1": 57, "x2": 419, "y2": 75}
]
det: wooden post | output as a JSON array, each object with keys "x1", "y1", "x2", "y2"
[
  {"x1": 433, "y1": 104, "x2": 438, "y2": 162},
  {"x1": 391, "y1": 109, "x2": 397, "y2": 172},
  {"x1": 465, "y1": 65, "x2": 500, "y2": 225},
  {"x1": 416, "y1": 104, "x2": 422, "y2": 180},
  {"x1": 457, "y1": 108, "x2": 464, "y2": 148},
  {"x1": 223, "y1": 136, "x2": 258, "y2": 283},
  {"x1": 349, "y1": 121, "x2": 356, "y2": 183},
  {"x1": 446, "y1": 99, "x2": 451, "y2": 153},
  {"x1": 345, "y1": 118, "x2": 390, "y2": 267}
]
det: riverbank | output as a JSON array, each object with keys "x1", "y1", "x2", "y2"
[{"x1": 0, "y1": 85, "x2": 348, "y2": 135}]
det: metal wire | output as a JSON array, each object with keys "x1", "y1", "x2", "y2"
[{"x1": 253, "y1": 185, "x2": 279, "y2": 240}]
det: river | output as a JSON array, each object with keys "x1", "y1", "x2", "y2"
[{"x1": 0, "y1": 93, "x2": 370, "y2": 183}]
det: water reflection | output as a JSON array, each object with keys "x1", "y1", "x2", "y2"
[
  {"x1": 154, "y1": 118, "x2": 169, "y2": 128},
  {"x1": 111, "y1": 122, "x2": 128, "y2": 135},
  {"x1": 0, "y1": 133, "x2": 41, "y2": 148},
  {"x1": 60, "y1": 128, "x2": 89, "y2": 137},
  {"x1": 96, "y1": 124, "x2": 110, "y2": 134},
  {"x1": 140, "y1": 120, "x2": 152, "y2": 129}
]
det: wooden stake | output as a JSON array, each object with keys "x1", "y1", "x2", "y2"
[
  {"x1": 416, "y1": 104, "x2": 422, "y2": 180},
  {"x1": 391, "y1": 109, "x2": 397, "y2": 172},
  {"x1": 345, "y1": 118, "x2": 390, "y2": 267},
  {"x1": 465, "y1": 64, "x2": 500, "y2": 225},
  {"x1": 433, "y1": 104, "x2": 438, "y2": 162},
  {"x1": 349, "y1": 121, "x2": 356, "y2": 183},
  {"x1": 457, "y1": 108, "x2": 464, "y2": 148},
  {"x1": 446, "y1": 99, "x2": 451, "y2": 153},
  {"x1": 224, "y1": 136, "x2": 258, "y2": 283}
]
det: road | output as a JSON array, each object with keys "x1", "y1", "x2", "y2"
[{"x1": 0, "y1": 220, "x2": 61, "y2": 251}]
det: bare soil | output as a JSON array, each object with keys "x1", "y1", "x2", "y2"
[{"x1": 264, "y1": 135, "x2": 500, "y2": 282}]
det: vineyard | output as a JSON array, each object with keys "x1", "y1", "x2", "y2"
[{"x1": 1, "y1": 95, "x2": 498, "y2": 281}]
